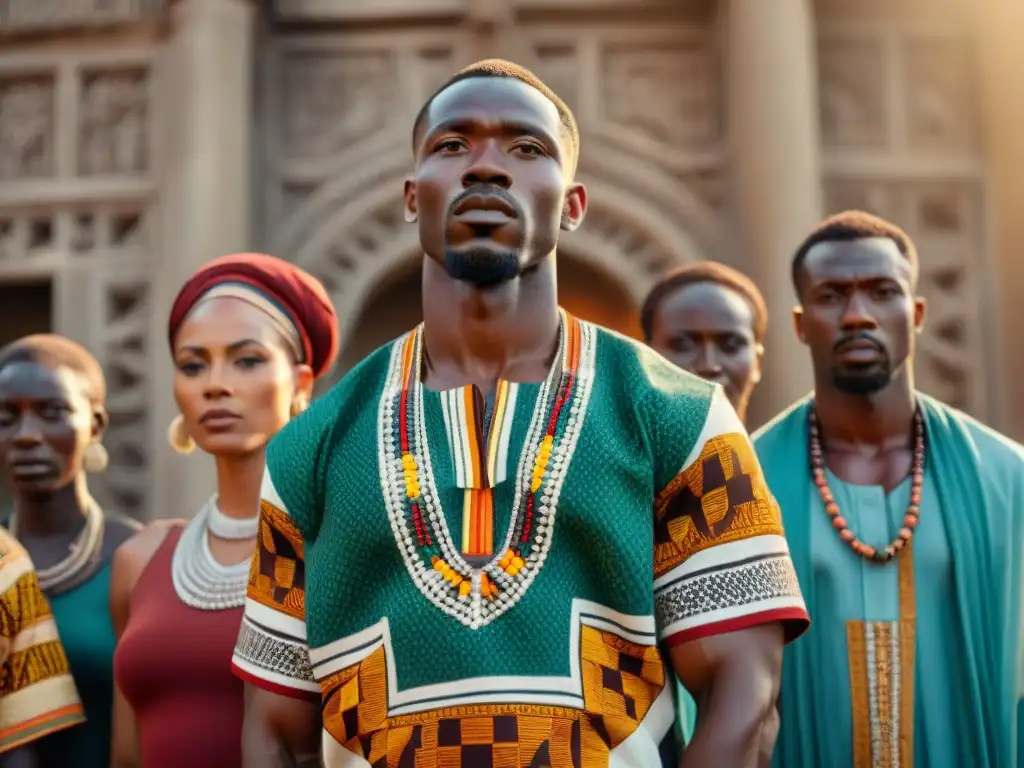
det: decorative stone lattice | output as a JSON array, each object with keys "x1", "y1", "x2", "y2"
[
  {"x1": 0, "y1": 47, "x2": 155, "y2": 518},
  {"x1": 0, "y1": 76, "x2": 55, "y2": 179}
]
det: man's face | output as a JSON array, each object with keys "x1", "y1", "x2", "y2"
[
  {"x1": 794, "y1": 237, "x2": 925, "y2": 396},
  {"x1": 648, "y1": 281, "x2": 762, "y2": 421},
  {"x1": 405, "y1": 77, "x2": 586, "y2": 287}
]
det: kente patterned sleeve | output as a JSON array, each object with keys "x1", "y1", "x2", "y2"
[
  {"x1": 230, "y1": 466, "x2": 319, "y2": 699},
  {"x1": 650, "y1": 386, "x2": 810, "y2": 647},
  {"x1": 0, "y1": 532, "x2": 84, "y2": 752}
]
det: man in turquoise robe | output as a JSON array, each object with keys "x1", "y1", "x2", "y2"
[{"x1": 754, "y1": 209, "x2": 1024, "y2": 767}]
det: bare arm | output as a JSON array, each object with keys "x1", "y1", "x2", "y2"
[
  {"x1": 241, "y1": 685, "x2": 321, "y2": 767},
  {"x1": 108, "y1": 523, "x2": 181, "y2": 768},
  {"x1": 671, "y1": 623, "x2": 784, "y2": 768}
]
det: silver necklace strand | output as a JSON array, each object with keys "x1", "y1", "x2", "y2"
[
  {"x1": 171, "y1": 496, "x2": 253, "y2": 611},
  {"x1": 206, "y1": 499, "x2": 259, "y2": 540},
  {"x1": 9, "y1": 499, "x2": 105, "y2": 593}
]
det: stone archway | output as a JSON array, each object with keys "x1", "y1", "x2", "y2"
[{"x1": 271, "y1": 139, "x2": 723, "y2": 362}]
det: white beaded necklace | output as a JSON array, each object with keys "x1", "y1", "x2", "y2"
[
  {"x1": 9, "y1": 499, "x2": 105, "y2": 595},
  {"x1": 207, "y1": 499, "x2": 260, "y2": 540},
  {"x1": 378, "y1": 312, "x2": 597, "y2": 630},
  {"x1": 171, "y1": 496, "x2": 254, "y2": 611}
]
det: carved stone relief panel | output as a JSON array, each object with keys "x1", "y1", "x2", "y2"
[
  {"x1": 70, "y1": 207, "x2": 147, "y2": 253},
  {"x1": 601, "y1": 41, "x2": 720, "y2": 150},
  {"x1": 95, "y1": 275, "x2": 150, "y2": 518},
  {"x1": 0, "y1": 210, "x2": 55, "y2": 263},
  {"x1": 79, "y1": 69, "x2": 150, "y2": 175},
  {"x1": 532, "y1": 44, "x2": 579, "y2": 116},
  {"x1": 272, "y1": 0, "x2": 464, "y2": 21},
  {"x1": 823, "y1": 178, "x2": 986, "y2": 416},
  {"x1": 309, "y1": 198, "x2": 405, "y2": 296},
  {"x1": 0, "y1": 207, "x2": 147, "y2": 265},
  {"x1": 815, "y1": 0, "x2": 969, "y2": 23},
  {"x1": 901, "y1": 38, "x2": 976, "y2": 152},
  {"x1": 823, "y1": 178, "x2": 894, "y2": 216},
  {"x1": 265, "y1": 35, "x2": 465, "y2": 241},
  {"x1": 0, "y1": 0, "x2": 160, "y2": 31},
  {"x1": 0, "y1": 75, "x2": 55, "y2": 180},
  {"x1": 0, "y1": 32, "x2": 155, "y2": 511},
  {"x1": 906, "y1": 181, "x2": 985, "y2": 413},
  {"x1": 817, "y1": 37, "x2": 888, "y2": 149},
  {"x1": 278, "y1": 183, "x2": 318, "y2": 224},
  {"x1": 280, "y1": 50, "x2": 400, "y2": 158},
  {"x1": 563, "y1": 199, "x2": 678, "y2": 279},
  {"x1": 415, "y1": 47, "x2": 458, "y2": 105},
  {"x1": 675, "y1": 167, "x2": 726, "y2": 213}
]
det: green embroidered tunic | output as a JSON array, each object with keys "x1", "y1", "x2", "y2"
[{"x1": 232, "y1": 314, "x2": 809, "y2": 767}]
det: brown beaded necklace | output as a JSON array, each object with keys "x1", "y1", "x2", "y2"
[{"x1": 809, "y1": 406, "x2": 925, "y2": 564}]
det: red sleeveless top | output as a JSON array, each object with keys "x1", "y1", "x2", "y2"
[{"x1": 113, "y1": 527, "x2": 245, "y2": 767}]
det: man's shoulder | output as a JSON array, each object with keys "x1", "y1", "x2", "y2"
[
  {"x1": 269, "y1": 334, "x2": 406, "y2": 460},
  {"x1": 322, "y1": 335, "x2": 406, "y2": 406},
  {"x1": 752, "y1": 399, "x2": 812, "y2": 449},
  {"x1": 590, "y1": 322, "x2": 716, "y2": 406},
  {"x1": 928, "y1": 397, "x2": 1024, "y2": 469}
]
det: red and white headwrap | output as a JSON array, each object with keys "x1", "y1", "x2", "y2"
[{"x1": 167, "y1": 253, "x2": 339, "y2": 379}]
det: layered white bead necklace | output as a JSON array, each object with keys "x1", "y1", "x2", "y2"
[
  {"x1": 171, "y1": 496, "x2": 259, "y2": 611},
  {"x1": 9, "y1": 498, "x2": 105, "y2": 595}
]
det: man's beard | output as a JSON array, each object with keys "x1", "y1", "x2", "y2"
[
  {"x1": 443, "y1": 247, "x2": 521, "y2": 287},
  {"x1": 830, "y1": 364, "x2": 892, "y2": 395}
]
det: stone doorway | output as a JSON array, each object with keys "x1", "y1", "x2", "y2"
[
  {"x1": 0, "y1": 280, "x2": 51, "y2": 347},
  {"x1": 0, "y1": 279, "x2": 52, "y2": 515}
]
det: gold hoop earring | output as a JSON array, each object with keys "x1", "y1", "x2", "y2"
[
  {"x1": 83, "y1": 442, "x2": 109, "y2": 473},
  {"x1": 290, "y1": 397, "x2": 308, "y2": 418},
  {"x1": 168, "y1": 414, "x2": 196, "y2": 454}
]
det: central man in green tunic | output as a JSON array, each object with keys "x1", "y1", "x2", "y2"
[{"x1": 231, "y1": 59, "x2": 809, "y2": 768}]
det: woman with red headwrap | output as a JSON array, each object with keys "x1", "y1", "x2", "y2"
[{"x1": 108, "y1": 254, "x2": 338, "y2": 768}]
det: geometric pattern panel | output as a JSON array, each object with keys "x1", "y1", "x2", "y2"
[
  {"x1": 248, "y1": 501, "x2": 307, "y2": 622},
  {"x1": 319, "y1": 627, "x2": 667, "y2": 767},
  {"x1": 653, "y1": 432, "x2": 784, "y2": 579}
]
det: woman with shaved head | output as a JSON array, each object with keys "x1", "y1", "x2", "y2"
[{"x1": 0, "y1": 334, "x2": 141, "y2": 767}]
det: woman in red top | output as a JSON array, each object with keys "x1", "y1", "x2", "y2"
[{"x1": 109, "y1": 254, "x2": 338, "y2": 768}]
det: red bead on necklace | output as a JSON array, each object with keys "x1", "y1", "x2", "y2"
[{"x1": 809, "y1": 407, "x2": 925, "y2": 564}]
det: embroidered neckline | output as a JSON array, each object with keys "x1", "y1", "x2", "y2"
[
  {"x1": 439, "y1": 381, "x2": 521, "y2": 555},
  {"x1": 377, "y1": 310, "x2": 597, "y2": 629}
]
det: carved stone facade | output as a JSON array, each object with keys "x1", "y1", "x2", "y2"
[
  {"x1": 258, "y1": 19, "x2": 726, "y2": 363},
  {"x1": 0, "y1": 33, "x2": 156, "y2": 518},
  {"x1": 0, "y1": 0, "x2": 1017, "y2": 520},
  {"x1": 818, "y1": 11, "x2": 992, "y2": 417}
]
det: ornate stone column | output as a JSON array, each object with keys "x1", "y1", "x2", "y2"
[
  {"x1": 974, "y1": 0, "x2": 1024, "y2": 441},
  {"x1": 149, "y1": 0, "x2": 256, "y2": 519},
  {"x1": 724, "y1": 0, "x2": 823, "y2": 425}
]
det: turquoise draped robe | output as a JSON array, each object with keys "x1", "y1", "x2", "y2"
[{"x1": 754, "y1": 394, "x2": 1023, "y2": 767}]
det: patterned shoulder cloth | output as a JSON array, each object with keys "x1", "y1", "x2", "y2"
[
  {"x1": 644, "y1": 366, "x2": 811, "y2": 647},
  {"x1": 0, "y1": 529, "x2": 84, "y2": 752},
  {"x1": 231, "y1": 391, "x2": 333, "y2": 700}
]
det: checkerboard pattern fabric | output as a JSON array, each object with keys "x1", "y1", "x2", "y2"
[
  {"x1": 248, "y1": 501, "x2": 306, "y2": 620},
  {"x1": 580, "y1": 626, "x2": 665, "y2": 748},
  {"x1": 654, "y1": 432, "x2": 784, "y2": 579},
  {"x1": 319, "y1": 626, "x2": 668, "y2": 766}
]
